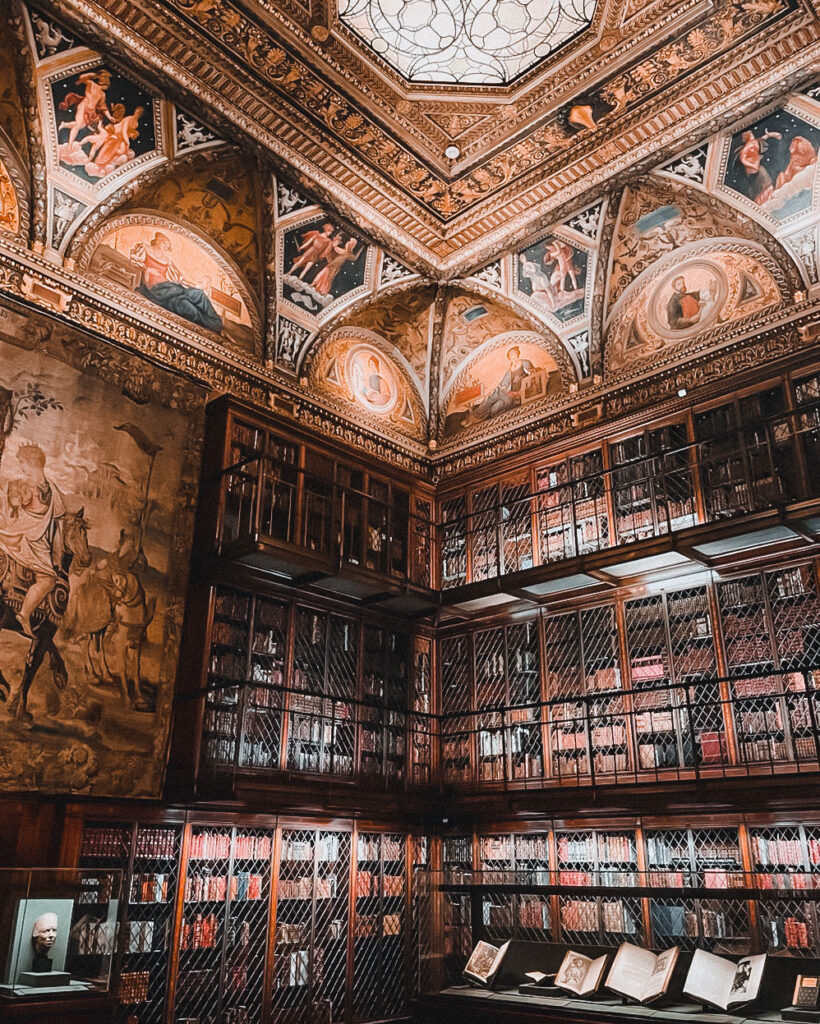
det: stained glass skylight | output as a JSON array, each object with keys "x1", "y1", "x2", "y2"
[{"x1": 337, "y1": 0, "x2": 597, "y2": 85}]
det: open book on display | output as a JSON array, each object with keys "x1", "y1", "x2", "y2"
[
  {"x1": 683, "y1": 950, "x2": 766, "y2": 1010},
  {"x1": 463, "y1": 940, "x2": 510, "y2": 988},
  {"x1": 555, "y1": 950, "x2": 609, "y2": 996},
  {"x1": 606, "y1": 943, "x2": 679, "y2": 1004}
]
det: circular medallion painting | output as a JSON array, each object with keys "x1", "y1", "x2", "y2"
[
  {"x1": 648, "y1": 260, "x2": 727, "y2": 340},
  {"x1": 346, "y1": 344, "x2": 398, "y2": 415}
]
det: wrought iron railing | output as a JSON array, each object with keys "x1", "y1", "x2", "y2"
[
  {"x1": 195, "y1": 667, "x2": 820, "y2": 795},
  {"x1": 439, "y1": 666, "x2": 820, "y2": 790},
  {"x1": 439, "y1": 399, "x2": 820, "y2": 588},
  {"x1": 214, "y1": 451, "x2": 434, "y2": 589}
]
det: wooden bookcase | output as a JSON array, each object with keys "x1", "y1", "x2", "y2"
[
  {"x1": 76, "y1": 821, "x2": 182, "y2": 1024},
  {"x1": 352, "y1": 832, "x2": 408, "y2": 1022}
]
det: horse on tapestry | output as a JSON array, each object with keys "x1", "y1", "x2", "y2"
[{"x1": 0, "y1": 508, "x2": 92, "y2": 724}]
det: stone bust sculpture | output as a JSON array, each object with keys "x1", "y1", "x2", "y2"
[{"x1": 31, "y1": 912, "x2": 58, "y2": 972}]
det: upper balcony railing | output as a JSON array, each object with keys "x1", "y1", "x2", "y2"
[
  {"x1": 207, "y1": 400, "x2": 820, "y2": 594},
  {"x1": 214, "y1": 452, "x2": 434, "y2": 590},
  {"x1": 440, "y1": 400, "x2": 820, "y2": 589}
]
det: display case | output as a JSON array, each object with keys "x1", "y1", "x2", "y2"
[{"x1": 0, "y1": 868, "x2": 121, "y2": 999}]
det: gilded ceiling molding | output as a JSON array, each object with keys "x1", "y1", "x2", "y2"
[
  {"x1": 260, "y1": 167, "x2": 278, "y2": 367},
  {"x1": 8, "y1": 1, "x2": 47, "y2": 245},
  {"x1": 0, "y1": 127, "x2": 31, "y2": 240},
  {"x1": 63, "y1": 146, "x2": 228, "y2": 262},
  {"x1": 426, "y1": 286, "x2": 449, "y2": 447},
  {"x1": 27, "y1": 0, "x2": 819, "y2": 276}
]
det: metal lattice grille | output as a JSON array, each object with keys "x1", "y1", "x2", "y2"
[
  {"x1": 411, "y1": 864, "x2": 435, "y2": 997},
  {"x1": 410, "y1": 638, "x2": 432, "y2": 784},
  {"x1": 477, "y1": 833, "x2": 515, "y2": 939},
  {"x1": 353, "y1": 833, "x2": 407, "y2": 1022},
  {"x1": 625, "y1": 596, "x2": 687, "y2": 771},
  {"x1": 440, "y1": 496, "x2": 467, "y2": 588},
  {"x1": 80, "y1": 821, "x2": 182, "y2": 1024},
  {"x1": 440, "y1": 635, "x2": 473, "y2": 783},
  {"x1": 470, "y1": 487, "x2": 499, "y2": 583},
  {"x1": 544, "y1": 612, "x2": 586, "y2": 779},
  {"x1": 273, "y1": 829, "x2": 351, "y2": 1024},
  {"x1": 224, "y1": 829, "x2": 274, "y2": 1023},
  {"x1": 500, "y1": 479, "x2": 533, "y2": 574},
  {"x1": 767, "y1": 565, "x2": 820, "y2": 669},
  {"x1": 473, "y1": 628, "x2": 506, "y2": 709},
  {"x1": 242, "y1": 596, "x2": 287, "y2": 770},
  {"x1": 122, "y1": 825, "x2": 182, "y2": 1024},
  {"x1": 474, "y1": 629, "x2": 507, "y2": 782},
  {"x1": 717, "y1": 575, "x2": 774, "y2": 672},
  {"x1": 176, "y1": 826, "x2": 233, "y2": 1024},
  {"x1": 758, "y1": 898, "x2": 820, "y2": 956},
  {"x1": 203, "y1": 588, "x2": 251, "y2": 770},
  {"x1": 442, "y1": 835, "x2": 473, "y2": 984}
]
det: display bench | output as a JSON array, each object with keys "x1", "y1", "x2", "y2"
[{"x1": 413, "y1": 940, "x2": 820, "y2": 1024}]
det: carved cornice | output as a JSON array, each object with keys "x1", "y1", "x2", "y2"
[{"x1": 2, "y1": 233, "x2": 818, "y2": 478}]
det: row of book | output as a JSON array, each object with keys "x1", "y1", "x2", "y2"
[
  {"x1": 557, "y1": 834, "x2": 634, "y2": 864},
  {"x1": 354, "y1": 913, "x2": 401, "y2": 936},
  {"x1": 560, "y1": 898, "x2": 639, "y2": 934},
  {"x1": 126, "y1": 919, "x2": 161, "y2": 953},
  {"x1": 185, "y1": 871, "x2": 263, "y2": 902},
  {"x1": 355, "y1": 871, "x2": 403, "y2": 896},
  {"x1": 282, "y1": 834, "x2": 342, "y2": 862},
  {"x1": 180, "y1": 912, "x2": 220, "y2": 950},
  {"x1": 358, "y1": 836, "x2": 403, "y2": 861},
  {"x1": 80, "y1": 826, "x2": 130, "y2": 859},
  {"x1": 131, "y1": 872, "x2": 172, "y2": 904},
  {"x1": 279, "y1": 875, "x2": 338, "y2": 899},
  {"x1": 214, "y1": 590, "x2": 251, "y2": 620}
]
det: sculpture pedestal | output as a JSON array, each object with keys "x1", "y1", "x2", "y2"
[{"x1": 17, "y1": 971, "x2": 71, "y2": 988}]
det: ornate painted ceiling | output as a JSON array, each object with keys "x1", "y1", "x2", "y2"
[
  {"x1": 22, "y1": 0, "x2": 820, "y2": 275},
  {"x1": 0, "y1": 0, "x2": 819, "y2": 473}
]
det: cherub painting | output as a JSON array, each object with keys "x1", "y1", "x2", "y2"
[
  {"x1": 51, "y1": 68, "x2": 156, "y2": 185},
  {"x1": 282, "y1": 217, "x2": 367, "y2": 313},
  {"x1": 517, "y1": 235, "x2": 588, "y2": 321},
  {"x1": 724, "y1": 109, "x2": 820, "y2": 221}
]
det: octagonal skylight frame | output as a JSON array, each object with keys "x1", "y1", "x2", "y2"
[{"x1": 337, "y1": 0, "x2": 598, "y2": 86}]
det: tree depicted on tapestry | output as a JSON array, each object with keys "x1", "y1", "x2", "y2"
[
  {"x1": 85, "y1": 216, "x2": 256, "y2": 350},
  {"x1": 516, "y1": 234, "x2": 588, "y2": 322},
  {"x1": 442, "y1": 338, "x2": 562, "y2": 439},
  {"x1": 0, "y1": 323, "x2": 198, "y2": 797},
  {"x1": 723, "y1": 109, "x2": 820, "y2": 222},
  {"x1": 282, "y1": 216, "x2": 368, "y2": 315},
  {"x1": 50, "y1": 67, "x2": 157, "y2": 184}
]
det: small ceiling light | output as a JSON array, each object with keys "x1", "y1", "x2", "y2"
[
  {"x1": 677, "y1": 387, "x2": 687, "y2": 397},
  {"x1": 445, "y1": 145, "x2": 460, "y2": 160}
]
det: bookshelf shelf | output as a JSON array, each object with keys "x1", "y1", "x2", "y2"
[
  {"x1": 78, "y1": 821, "x2": 182, "y2": 1024},
  {"x1": 174, "y1": 826, "x2": 274, "y2": 1024},
  {"x1": 353, "y1": 833, "x2": 408, "y2": 1023}
]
